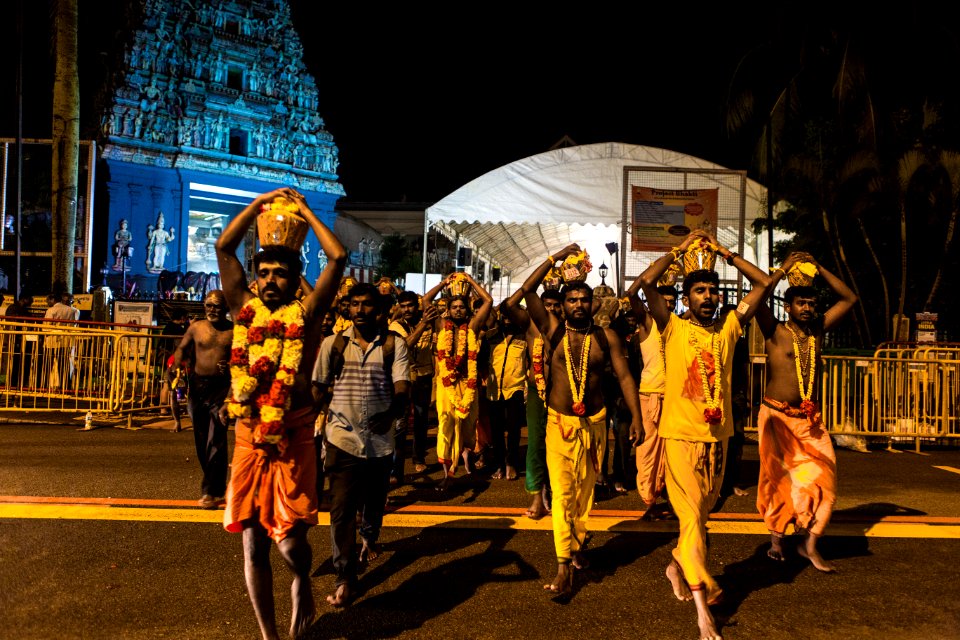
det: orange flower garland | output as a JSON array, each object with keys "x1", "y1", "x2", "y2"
[
  {"x1": 227, "y1": 297, "x2": 305, "y2": 452},
  {"x1": 695, "y1": 323, "x2": 724, "y2": 425},
  {"x1": 436, "y1": 320, "x2": 479, "y2": 419},
  {"x1": 532, "y1": 336, "x2": 547, "y2": 401}
]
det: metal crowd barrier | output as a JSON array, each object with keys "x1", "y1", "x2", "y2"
[
  {"x1": 0, "y1": 317, "x2": 179, "y2": 418},
  {"x1": 746, "y1": 350, "x2": 960, "y2": 451}
]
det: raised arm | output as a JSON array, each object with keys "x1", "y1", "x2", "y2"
[
  {"x1": 422, "y1": 273, "x2": 454, "y2": 311},
  {"x1": 708, "y1": 232, "x2": 772, "y2": 327},
  {"x1": 465, "y1": 274, "x2": 493, "y2": 333},
  {"x1": 811, "y1": 256, "x2": 858, "y2": 331},
  {"x1": 755, "y1": 251, "x2": 804, "y2": 338},
  {"x1": 625, "y1": 275, "x2": 649, "y2": 326},
  {"x1": 215, "y1": 188, "x2": 288, "y2": 313},
  {"x1": 521, "y1": 244, "x2": 580, "y2": 334},
  {"x1": 287, "y1": 191, "x2": 347, "y2": 319},
  {"x1": 639, "y1": 232, "x2": 704, "y2": 331},
  {"x1": 501, "y1": 286, "x2": 530, "y2": 330}
]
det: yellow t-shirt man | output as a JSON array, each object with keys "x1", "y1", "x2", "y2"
[{"x1": 659, "y1": 311, "x2": 742, "y2": 442}]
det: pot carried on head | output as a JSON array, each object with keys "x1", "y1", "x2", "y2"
[
  {"x1": 787, "y1": 261, "x2": 818, "y2": 287},
  {"x1": 560, "y1": 251, "x2": 592, "y2": 283},
  {"x1": 681, "y1": 238, "x2": 717, "y2": 274},
  {"x1": 257, "y1": 196, "x2": 308, "y2": 250}
]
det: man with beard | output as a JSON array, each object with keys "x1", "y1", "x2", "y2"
[
  {"x1": 313, "y1": 283, "x2": 410, "y2": 607},
  {"x1": 388, "y1": 290, "x2": 438, "y2": 476},
  {"x1": 521, "y1": 244, "x2": 642, "y2": 597},
  {"x1": 754, "y1": 251, "x2": 856, "y2": 572},
  {"x1": 502, "y1": 287, "x2": 563, "y2": 519},
  {"x1": 639, "y1": 230, "x2": 771, "y2": 640},
  {"x1": 422, "y1": 273, "x2": 493, "y2": 489},
  {"x1": 624, "y1": 279, "x2": 679, "y2": 519},
  {"x1": 168, "y1": 291, "x2": 233, "y2": 508},
  {"x1": 216, "y1": 187, "x2": 346, "y2": 640}
]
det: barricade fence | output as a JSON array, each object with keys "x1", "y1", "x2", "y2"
[
  {"x1": 0, "y1": 317, "x2": 179, "y2": 416},
  {"x1": 1, "y1": 319, "x2": 957, "y2": 450}
]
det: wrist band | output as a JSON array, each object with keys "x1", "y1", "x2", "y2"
[
  {"x1": 725, "y1": 252, "x2": 739, "y2": 266},
  {"x1": 772, "y1": 267, "x2": 786, "y2": 277}
]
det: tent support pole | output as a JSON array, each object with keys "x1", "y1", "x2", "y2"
[{"x1": 422, "y1": 219, "x2": 429, "y2": 294}]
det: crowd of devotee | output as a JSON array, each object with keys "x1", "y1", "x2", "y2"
[{"x1": 151, "y1": 188, "x2": 854, "y2": 640}]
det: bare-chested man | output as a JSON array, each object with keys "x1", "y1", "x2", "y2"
[
  {"x1": 640, "y1": 230, "x2": 771, "y2": 640},
  {"x1": 754, "y1": 251, "x2": 856, "y2": 573},
  {"x1": 521, "y1": 244, "x2": 643, "y2": 597},
  {"x1": 624, "y1": 279, "x2": 679, "y2": 519},
  {"x1": 422, "y1": 272, "x2": 492, "y2": 489},
  {"x1": 216, "y1": 187, "x2": 346, "y2": 640},
  {"x1": 168, "y1": 290, "x2": 233, "y2": 509},
  {"x1": 502, "y1": 286, "x2": 563, "y2": 519}
]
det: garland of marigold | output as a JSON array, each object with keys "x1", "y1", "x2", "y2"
[
  {"x1": 787, "y1": 324, "x2": 818, "y2": 418},
  {"x1": 227, "y1": 297, "x2": 305, "y2": 451},
  {"x1": 695, "y1": 324, "x2": 724, "y2": 425},
  {"x1": 436, "y1": 320, "x2": 478, "y2": 419},
  {"x1": 563, "y1": 331, "x2": 591, "y2": 417},
  {"x1": 532, "y1": 336, "x2": 547, "y2": 401}
]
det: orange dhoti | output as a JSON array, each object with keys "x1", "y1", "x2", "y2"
[
  {"x1": 635, "y1": 392, "x2": 666, "y2": 505},
  {"x1": 756, "y1": 398, "x2": 837, "y2": 537},
  {"x1": 224, "y1": 406, "x2": 319, "y2": 543}
]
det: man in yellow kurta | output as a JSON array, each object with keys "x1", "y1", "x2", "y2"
[
  {"x1": 640, "y1": 230, "x2": 771, "y2": 640},
  {"x1": 422, "y1": 272, "x2": 493, "y2": 489},
  {"x1": 521, "y1": 244, "x2": 643, "y2": 598}
]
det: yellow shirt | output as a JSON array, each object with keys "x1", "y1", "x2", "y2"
[
  {"x1": 638, "y1": 322, "x2": 665, "y2": 394},
  {"x1": 388, "y1": 319, "x2": 434, "y2": 379},
  {"x1": 487, "y1": 334, "x2": 528, "y2": 401},
  {"x1": 659, "y1": 312, "x2": 742, "y2": 442}
]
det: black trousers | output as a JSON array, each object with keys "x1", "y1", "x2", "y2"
[
  {"x1": 187, "y1": 374, "x2": 230, "y2": 498},
  {"x1": 489, "y1": 389, "x2": 525, "y2": 472},
  {"x1": 410, "y1": 375, "x2": 433, "y2": 464},
  {"x1": 326, "y1": 443, "x2": 392, "y2": 586}
]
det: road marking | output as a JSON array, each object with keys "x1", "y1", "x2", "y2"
[
  {"x1": 933, "y1": 465, "x2": 960, "y2": 476},
  {"x1": 1, "y1": 502, "x2": 959, "y2": 539}
]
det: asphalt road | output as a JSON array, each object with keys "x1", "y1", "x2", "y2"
[{"x1": 1, "y1": 422, "x2": 959, "y2": 640}]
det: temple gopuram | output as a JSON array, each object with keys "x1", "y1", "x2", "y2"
[{"x1": 99, "y1": 0, "x2": 343, "y2": 298}]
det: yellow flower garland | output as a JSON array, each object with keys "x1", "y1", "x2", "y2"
[
  {"x1": 694, "y1": 323, "x2": 723, "y2": 424},
  {"x1": 563, "y1": 331, "x2": 591, "y2": 416},
  {"x1": 227, "y1": 297, "x2": 305, "y2": 449},
  {"x1": 787, "y1": 324, "x2": 818, "y2": 417},
  {"x1": 436, "y1": 321, "x2": 479, "y2": 419}
]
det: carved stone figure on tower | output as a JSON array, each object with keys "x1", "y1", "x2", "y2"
[{"x1": 112, "y1": 219, "x2": 133, "y2": 271}]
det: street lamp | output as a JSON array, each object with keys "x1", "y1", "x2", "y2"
[
  {"x1": 605, "y1": 242, "x2": 619, "y2": 295},
  {"x1": 599, "y1": 262, "x2": 608, "y2": 286}
]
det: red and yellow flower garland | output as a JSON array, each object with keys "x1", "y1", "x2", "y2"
[
  {"x1": 227, "y1": 297, "x2": 305, "y2": 450},
  {"x1": 563, "y1": 331, "x2": 591, "y2": 416},
  {"x1": 436, "y1": 320, "x2": 478, "y2": 419},
  {"x1": 532, "y1": 336, "x2": 547, "y2": 401},
  {"x1": 695, "y1": 325, "x2": 724, "y2": 425}
]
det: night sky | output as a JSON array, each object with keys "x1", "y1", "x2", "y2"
[{"x1": 4, "y1": 2, "x2": 957, "y2": 204}]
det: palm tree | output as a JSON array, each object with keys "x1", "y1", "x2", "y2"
[{"x1": 51, "y1": 0, "x2": 79, "y2": 293}]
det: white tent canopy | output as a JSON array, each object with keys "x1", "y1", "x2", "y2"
[{"x1": 425, "y1": 142, "x2": 773, "y2": 291}]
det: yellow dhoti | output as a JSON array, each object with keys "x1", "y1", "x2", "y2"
[
  {"x1": 546, "y1": 407, "x2": 606, "y2": 562},
  {"x1": 665, "y1": 437, "x2": 726, "y2": 602},
  {"x1": 435, "y1": 380, "x2": 478, "y2": 470}
]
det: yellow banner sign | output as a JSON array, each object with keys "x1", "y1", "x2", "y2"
[{"x1": 631, "y1": 187, "x2": 718, "y2": 251}]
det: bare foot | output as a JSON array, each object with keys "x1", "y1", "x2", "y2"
[
  {"x1": 543, "y1": 563, "x2": 573, "y2": 596},
  {"x1": 665, "y1": 560, "x2": 692, "y2": 601},
  {"x1": 359, "y1": 541, "x2": 380, "y2": 565},
  {"x1": 767, "y1": 532, "x2": 785, "y2": 562},
  {"x1": 798, "y1": 534, "x2": 837, "y2": 573},
  {"x1": 325, "y1": 583, "x2": 351, "y2": 608},
  {"x1": 525, "y1": 493, "x2": 548, "y2": 520},
  {"x1": 540, "y1": 486, "x2": 552, "y2": 515},
  {"x1": 692, "y1": 589, "x2": 722, "y2": 639},
  {"x1": 505, "y1": 465, "x2": 517, "y2": 481},
  {"x1": 491, "y1": 468, "x2": 505, "y2": 480},
  {"x1": 733, "y1": 486, "x2": 749, "y2": 497},
  {"x1": 414, "y1": 463, "x2": 427, "y2": 473},
  {"x1": 436, "y1": 474, "x2": 454, "y2": 492},
  {"x1": 172, "y1": 421, "x2": 182, "y2": 433},
  {"x1": 461, "y1": 450, "x2": 474, "y2": 474},
  {"x1": 290, "y1": 576, "x2": 316, "y2": 638},
  {"x1": 572, "y1": 550, "x2": 590, "y2": 570}
]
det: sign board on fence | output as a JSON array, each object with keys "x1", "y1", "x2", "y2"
[
  {"x1": 915, "y1": 312, "x2": 938, "y2": 343},
  {"x1": 631, "y1": 187, "x2": 718, "y2": 251},
  {"x1": 73, "y1": 294, "x2": 93, "y2": 311},
  {"x1": 113, "y1": 301, "x2": 154, "y2": 359}
]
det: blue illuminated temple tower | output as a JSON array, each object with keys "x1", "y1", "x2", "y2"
[{"x1": 99, "y1": 0, "x2": 343, "y2": 296}]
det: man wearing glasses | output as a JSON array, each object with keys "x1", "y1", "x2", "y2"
[{"x1": 168, "y1": 290, "x2": 234, "y2": 509}]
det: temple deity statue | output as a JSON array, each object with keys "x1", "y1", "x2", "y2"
[
  {"x1": 146, "y1": 211, "x2": 175, "y2": 274},
  {"x1": 112, "y1": 219, "x2": 133, "y2": 271}
]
